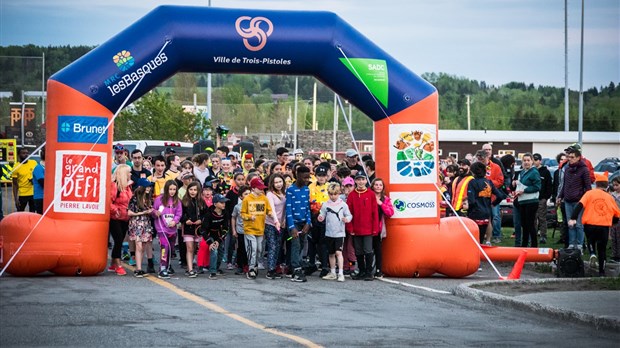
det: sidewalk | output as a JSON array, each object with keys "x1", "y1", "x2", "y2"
[{"x1": 455, "y1": 277, "x2": 620, "y2": 331}]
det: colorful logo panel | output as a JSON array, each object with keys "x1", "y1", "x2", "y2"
[
  {"x1": 54, "y1": 151, "x2": 107, "y2": 214},
  {"x1": 113, "y1": 50, "x2": 135, "y2": 71},
  {"x1": 389, "y1": 124, "x2": 437, "y2": 184},
  {"x1": 391, "y1": 191, "x2": 437, "y2": 219},
  {"x1": 58, "y1": 116, "x2": 109, "y2": 144}
]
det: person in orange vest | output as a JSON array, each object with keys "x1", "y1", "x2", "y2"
[
  {"x1": 569, "y1": 172, "x2": 620, "y2": 276},
  {"x1": 450, "y1": 159, "x2": 474, "y2": 216}
]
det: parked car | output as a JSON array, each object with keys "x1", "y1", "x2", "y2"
[{"x1": 500, "y1": 196, "x2": 557, "y2": 227}]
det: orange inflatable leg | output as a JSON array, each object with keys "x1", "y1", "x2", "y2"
[{"x1": 0, "y1": 213, "x2": 108, "y2": 276}]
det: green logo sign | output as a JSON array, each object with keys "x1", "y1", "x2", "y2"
[{"x1": 339, "y1": 58, "x2": 388, "y2": 108}]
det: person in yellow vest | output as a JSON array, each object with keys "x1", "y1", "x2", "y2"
[
  {"x1": 12, "y1": 147, "x2": 37, "y2": 212},
  {"x1": 451, "y1": 159, "x2": 473, "y2": 216}
]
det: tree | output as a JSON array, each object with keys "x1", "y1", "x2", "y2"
[{"x1": 115, "y1": 91, "x2": 210, "y2": 141}]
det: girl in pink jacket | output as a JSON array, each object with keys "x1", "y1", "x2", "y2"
[
  {"x1": 152, "y1": 180, "x2": 183, "y2": 279},
  {"x1": 109, "y1": 164, "x2": 133, "y2": 276},
  {"x1": 371, "y1": 178, "x2": 394, "y2": 278}
]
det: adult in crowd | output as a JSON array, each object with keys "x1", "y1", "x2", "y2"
[
  {"x1": 192, "y1": 153, "x2": 211, "y2": 186},
  {"x1": 557, "y1": 145, "x2": 591, "y2": 250},
  {"x1": 551, "y1": 152, "x2": 568, "y2": 246},
  {"x1": 481, "y1": 144, "x2": 506, "y2": 243},
  {"x1": 450, "y1": 159, "x2": 473, "y2": 217},
  {"x1": 514, "y1": 153, "x2": 541, "y2": 247},
  {"x1": 32, "y1": 147, "x2": 45, "y2": 214},
  {"x1": 343, "y1": 149, "x2": 365, "y2": 179},
  {"x1": 532, "y1": 153, "x2": 552, "y2": 244},
  {"x1": 474, "y1": 149, "x2": 504, "y2": 244},
  {"x1": 12, "y1": 147, "x2": 37, "y2": 212},
  {"x1": 108, "y1": 164, "x2": 133, "y2": 276},
  {"x1": 130, "y1": 149, "x2": 152, "y2": 185}
]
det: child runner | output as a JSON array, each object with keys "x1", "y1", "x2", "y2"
[
  {"x1": 152, "y1": 179, "x2": 183, "y2": 279},
  {"x1": 466, "y1": 162, "x2": 506, "y2": 246},
  {"x1": 286, "y1": 166, "x2": 312, "y2": 282},
  {"x1": 127, "y1": 179, "x2": 154, "y2": 277},
  {"x1": 610, "y1": 176, "x2": 620, "y2": 264},
  {"x1": 371, "y1": 178, "x2": 394, "y2": 278},
  {"x1": 202, "y1": 193, "x2": 230, "y2": 279},
  {"x1": 109, "y1": 164, "x2": 133, "y2": 276},
  {"x1": 224, "y1": 172, "x2": 246, "y2": 270},
  {"x1": 148, "y1": 156, "x2": 169, "y2": 198},
  {"x1": 265, "y1": 174, "x2": 287, "y2": 279},
  {"x1": 181, "y1": 181, "x2": 206, "y2": 278},
  {"x1": 318, "y1": 183, "x2": 352, "y2": 282},
  {"x1": 347, "y1": 173, "x2": 378, "y2": 281},
  {"x1": 340, "y1": 176, "x2": 356, "y2": 275},
  {"x1": 231, "y1": 186, "x2": 251, "y2": 274},
  {"x1": 569, "y1": 173, "x2": 620, "y2": 276},
  {"x1": 308, "y1": 164, "x2": 331, "y2": 277},
  {"x1": 242, "y1": 177, "x2": 280, "y2": 279}
]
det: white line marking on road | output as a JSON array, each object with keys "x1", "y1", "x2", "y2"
[{"x1": 379, "y1": 277, "x2": 451, "y2": 294}]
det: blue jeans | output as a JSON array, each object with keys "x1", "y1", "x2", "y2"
[
  {"x1": 564, "y1": 201, "x2": 584, "y2": 247},
  {"x1": 513, "y1": 202, "x2": 522, "y2": 247},
  {"x1": 208, "y1": 241, "x2": 225, "y2": 274},
  {"x1": 290, "y1": 222, "x2": 307, "y2": 270},
  {"x1": 492, "y1": 204, "x2": 502, "y2": 238}
]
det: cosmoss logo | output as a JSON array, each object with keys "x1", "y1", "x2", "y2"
[
  {"x1": 113, "y1": 50, "x2": 135, "y2": 71},
  {"x1": 235, "y1": 16, "x2": 274, "y2": 52},
  {"x1": 391, "y1": 191, "x2": 438, "y2": 219}
]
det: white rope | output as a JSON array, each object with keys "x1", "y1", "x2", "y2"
[
  {"x1": 336, "y1": 46, "x2": 393, "y2": 125},
  {"x1": 0, "y1": 39, "x2": 171, "y2": 277},
  {"x1": 432, "y1": 182, "x2": 504, "y2": 279}
]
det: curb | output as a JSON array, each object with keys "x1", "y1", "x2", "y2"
[{"x1": 454, "y1": 278, "x2": 620, "y2": 332}]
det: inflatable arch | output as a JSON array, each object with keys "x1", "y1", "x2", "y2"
[{"x1": 0, "y1": 6, "x2": 482, "y2": 277}]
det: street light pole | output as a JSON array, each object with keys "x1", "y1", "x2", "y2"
[{"x1": 577, "y1": 0, "x2": 584, "y2": 144}]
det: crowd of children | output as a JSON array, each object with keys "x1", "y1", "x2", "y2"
[{"x1": 109, "y1": 146, "x2": 395, "y2": 282}]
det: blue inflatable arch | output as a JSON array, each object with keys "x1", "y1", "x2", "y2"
[{"x1": 2, "y1": 6, "x2": 484, "y2": 278}]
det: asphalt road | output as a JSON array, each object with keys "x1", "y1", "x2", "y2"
[{"x1": 1, "y1": 263, "x2": 619, "y2": 347}]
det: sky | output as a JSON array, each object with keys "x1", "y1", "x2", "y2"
[{"x1": 0, "y1": 0, "x2": 618, "y2": 90}]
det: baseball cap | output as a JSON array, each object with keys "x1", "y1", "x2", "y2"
[
  {"x1": 250, "y1": 177, "x2": 267, "y2": 190},
  {"x1": 342, "y1": 177, "x2": 354, "y2": 186},
  {"x1": 315, "y1": 165, "x2": 328, "y2": 176},
  {"x1": 293, "y1": 148, "x2": 304, "y2": 155},
  {"x1": 212, "y1": 193, "x2": 230, "y2": 204},
  {"x1": 134, "y1": 178, "x2": 154, "y2": 188},
  {"x1": 345, "y1": 149, "x2": 358, "y2": 158},
  {"x1": 164, "y1": 147, "x2": 176, "y2": 154},
  {"x1": 532, "y1": 153, "x2": 542, "y2": 161},
  {"x1": 244, "y1": 153, "x2": 254, "y2": 161},
  {"x1": 354, "y1": 173, "x2": 366, "y2": 180},
  {"x1": 595, "y1": 171, "x2": 609, "y2": 183},
  {"x1": 457, "y1": 159, "x2": 471, "y2": 166},
  {"x1": 113, "y1": 144, "x2": 125, "y2": 152},
  {"x1": 181, "y1": 172, "x2": 194, "y2": 180},
  {"x1": 564, "y1": 143, "x2": 582, "y2": 153},
  {"x1": 228, "y1": 151, "x2": 240, "y2": 160}
]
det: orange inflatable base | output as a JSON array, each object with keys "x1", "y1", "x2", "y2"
[
  {"x1": 481, "y1": 245, "x2": 555, "y2": 263},
  {"x1": 382, "y1": 217, "x2": 481, "y2": 278},
  {"x1": 0, "y1": 213, "x2": 108, "y2": 276}
]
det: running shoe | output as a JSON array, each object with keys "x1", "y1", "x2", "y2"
[
  {"x1": 168, "y1": 267, "x2": 175, "y2": 275},
  {"x1": 188, "y1": 270, "x2": 197, "y2": 278},
  {"x1": 374, "y1": 271, "x2": 384, "y2": 279},
  {"x1": 319, "y1": 269, "x2": 330, "y2": 278},
  {"x1": 115, "y1": 266, "x2": 127, "y2": 276},
  {"x1": 364, "y1": 272, "x2": 374, "y2": 281},
  {"x1": 248, "y1": 269, "x2": 257, "y2": 279},
  {"x1": 134, "y1": 270, "x2": 145, "y2": 278},
  {"x1": 590, "y1": 254, "x2": 599, "y2": 268},
  {"x1": 227, "y1": 263, "x2": 234, "y2": 270},
  {"x1": 337, "y1": 274, "x2": 345, "y2": 282},
  {"x1": 128, "y1": 258, "x2": 136, "y2": 266},
  {"x1": 107, "y1": 264, "x2": 118, "y2": 272},
  {"x1": 322, "y1": 272, "x2": 337, "y2": 280},
  {"x1": 266, "y1": 270, "x2": 277, "y2": 280},
  {"x1": 291, "y1": 270, "x2": 307, "y2": 282},
  {"x1": 158, "y1": 270, "x2": 170, "y2": 279},
  {"x1": 209, "y1": 273, "x2": 218, "y2": 280}
]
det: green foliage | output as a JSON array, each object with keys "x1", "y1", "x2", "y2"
[
  {"x1": 115, "y1": 91, "x2": 210, "y2": 141},
  {"x1": 1, "y1": 45, "x2": 619, "y2": 139}
]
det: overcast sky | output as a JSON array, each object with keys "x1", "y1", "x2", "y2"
[{"x1": 1, "y1": 0, "x2": 618, "y2": 89}]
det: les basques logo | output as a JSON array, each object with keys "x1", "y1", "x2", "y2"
[
  {"x1": 112, "y1": 50, "x2": 135, "y2": 72},
  {"x1": 235, "y1": 16, "x2": 273, "y2": 52}
]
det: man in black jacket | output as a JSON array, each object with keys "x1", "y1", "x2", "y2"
[{"x1": 533, "y1": 153, "x2": 553, "y2": 244}]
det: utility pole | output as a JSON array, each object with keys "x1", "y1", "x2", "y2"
[
  {"x1": 564, "y1": 0, "x2": 569, "y2": 132},
  {"x1": 578, "y1": 0, "x2": 584, "y2": 144},
  {"x1": 466, "y1": 95, "x2": 471, "y2": 130}
]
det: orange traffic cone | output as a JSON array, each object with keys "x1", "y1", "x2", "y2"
[{"x1": 500, "y1": 250, "x2": 527, "y2": 280}]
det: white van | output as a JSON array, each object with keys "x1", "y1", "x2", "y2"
[{"x1": 115, "y1": 140, "x2": 194, "y2": 159}]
